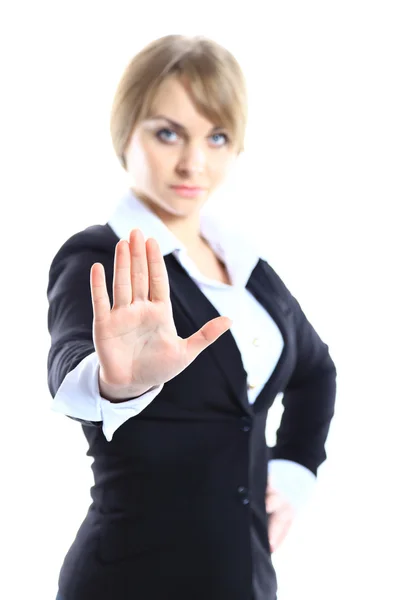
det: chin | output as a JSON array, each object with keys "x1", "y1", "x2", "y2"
[
  {"x1": 142, "y1": 193, "x2": 188, "y2": 218},
  {"x1": 169, "y1": 188, "x2": 209, "y2": 206},
  {"x1": 164, "y1": 200, "x2": 198, "y2": 217}
]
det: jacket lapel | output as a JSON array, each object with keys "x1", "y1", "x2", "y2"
[
  {"x1": 246, "y1": 259, "x2": 296, "y2": 410},
  {"x1": 165, "y1": 254, "x2": 251, "y2": 415}
]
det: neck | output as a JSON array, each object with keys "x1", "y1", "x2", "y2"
[
  {"x1": 133, "y1": 189, "x2": 207, "y2": 252},
  {"x1": 162, "y1": 215, "x2": 207, "y2": 253}
]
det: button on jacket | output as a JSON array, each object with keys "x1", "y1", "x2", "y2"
[{"x1": 47, "y1": 190, "x2": 336, "y2": 600}]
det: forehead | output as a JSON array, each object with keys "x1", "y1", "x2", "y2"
[{"x1": 147, "y1": 76, "x2": 219, "y2": 130}]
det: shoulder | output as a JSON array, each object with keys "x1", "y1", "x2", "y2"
[
  {"x1": 53, "y1": 223, "x2": 118, "y2": 258},
  {"x1": 47, "y1": 223, "x2": 119, "y2": 295},
  {"x1": 257, "y1": 256, "x2": 292, "y2": 296},
  {"x1": 49, "y1": 223, "x2": 118, "y2": 270}
]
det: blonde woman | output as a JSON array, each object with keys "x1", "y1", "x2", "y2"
[{"x1": 48, "y1": 34, "x2": 336, "y2": 600}]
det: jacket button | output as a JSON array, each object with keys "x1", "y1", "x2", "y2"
[
  {"x1": 237, "y1": 486, "x2": 249, "y2": 505},
  {"x1": 240, "y1": 416, "x2": 252, "y2": 432}
]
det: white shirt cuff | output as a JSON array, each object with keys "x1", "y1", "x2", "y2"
[
  {"x1": 268, "y1": 458, "x2": 317, "y2": 513},
  {"x1": 51, "y1": 352, "x2": 163, "y2": 441}
]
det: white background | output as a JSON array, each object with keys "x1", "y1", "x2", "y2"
[{"x1": 0, "y1": 1, "x2": 399, "y2": 598}]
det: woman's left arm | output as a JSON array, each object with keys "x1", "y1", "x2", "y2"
[
  {"x1": 263, "y1": 267, "x2": 337, "y2": 550},
  {"x1": 270, "y1": 288, "x2": 337, "y2": 476}
]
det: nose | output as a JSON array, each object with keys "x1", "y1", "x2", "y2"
[{"x1": 176, "y1": 142, "x2": 206, "y2": 177}]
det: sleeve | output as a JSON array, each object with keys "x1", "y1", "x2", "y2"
[
  {"x1": 46, "y1": 239, "x2": 162, "y2": 441},
  {"x1": 51, "y1": 351, "x2": 164, "y2": 441},
  {"x1": 264, "y1": 261, "x2": 337, "y2": 476}
]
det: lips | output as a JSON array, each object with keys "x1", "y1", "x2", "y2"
[
  {"x1": 171, "y1": 185, "x2": 204, "y2": 191},
  {"x1": 170, "y1": 185, "x2": 205, "y2": 198}
]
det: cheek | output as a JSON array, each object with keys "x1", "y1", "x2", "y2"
[
  {"x1": 146, "y1": 147, "x2": 173, "y2": 182},
  {"x1": 209, "y1": 153, "x2": 235, "y2": 183},
  {"x1": 144, "y1": 141, "x2": 178, "y2": 181},
  {"x1": 129, "y1": 139, "x2": 171, "y2": 186}
]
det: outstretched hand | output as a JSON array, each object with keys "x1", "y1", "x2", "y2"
[{"x1": 90, "y1": 228, "x2": 232, "y2": 397}]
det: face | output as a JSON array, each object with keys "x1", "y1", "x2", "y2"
[{"x1": 124, "y1": 75, "x2": 238, "y2": 220}]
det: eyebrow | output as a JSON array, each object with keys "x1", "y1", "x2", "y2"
[{"x1": 147, "y1": 114, "x2": 223, "y2": 133}]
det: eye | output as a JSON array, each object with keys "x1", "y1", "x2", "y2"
[
  {"x1": 156, "y1": 128, "x2": 179, "y2": 144},
  {"x1": 209, "y1": 132, "x2": 229, "y2": 147}
]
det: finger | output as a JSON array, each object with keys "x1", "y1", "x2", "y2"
[
  {"x1": 147, "y1": 237, "x2": 171, "y2": 303},
  {"x1": 130, "y1": 229, "x2": 149, "y2": 302},
  {"x1": 90, "y1": 263, "x2": 111, "y2": 322},
  {"x1": 268, "y1": 511, "x2": 281, "y2": 551},
  {"x1": 112, "y1": 240, "x2": 132, "y2": 308},
  {"x1": 268, "y1": 508, "x2": 293, "y2": 553},
  {"x1": 266, "y1": 482, "x2": 278, "y2": 495},
  {"x1": 266, "y1": 491, "x2": 284, "y2": 515},
  {"x1": 266, "y1": 498, "x2": 278, "y2": 515},
  {"x1": 185, "y1": 316, "x2": 233, "y2": 364}
]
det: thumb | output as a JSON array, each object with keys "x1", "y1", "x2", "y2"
[{"x1": 185, "y1": 316, "x2": 233, "y2": 364}]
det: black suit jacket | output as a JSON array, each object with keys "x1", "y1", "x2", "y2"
[{"x1": 47, "y1": 223, "x2": 336, "y2": 600}]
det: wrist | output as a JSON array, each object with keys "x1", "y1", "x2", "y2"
[{"x1": 98, "y1": 373, "x2": 152, "y2": 403}]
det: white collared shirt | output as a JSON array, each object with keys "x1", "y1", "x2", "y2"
[{"x1": 51, "y1": 189, "x2": 316, "y2": 511}]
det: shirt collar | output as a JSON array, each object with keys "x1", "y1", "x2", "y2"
[{"x1": 107, "y1": 189, "x2": 260, "y2": 287}]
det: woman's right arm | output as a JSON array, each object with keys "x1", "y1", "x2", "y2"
[
  {"x1": 51, "y1": 350, "x2": 164, "y2": 441},
  {"x1": 47, "y1": 238, "x2": 164, "y2": 441},
  {"x1": 47, "y1": 228, "x2": 232, "y2": 440}
]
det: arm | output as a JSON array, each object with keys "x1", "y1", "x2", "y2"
[
  {"x1": 264, "y1": 261, "x2": 337, "y2": 476},
  {"x1": 52, "y1": 351, "x2": 163, "y2": 441},
  {"x1": 47, "y1": 238, "x2": 162, "y2": 441},
  {"x1": 263, "y1": 268, "x2": 335, "y2": 550}
]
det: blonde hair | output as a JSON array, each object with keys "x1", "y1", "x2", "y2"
[{"x1": 110, "y1": 35, "x2": 248, "y2": 169}]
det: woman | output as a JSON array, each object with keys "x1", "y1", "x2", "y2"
[{"x1": 48, "y1": 34, "x2": 336, "y2": 600}]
